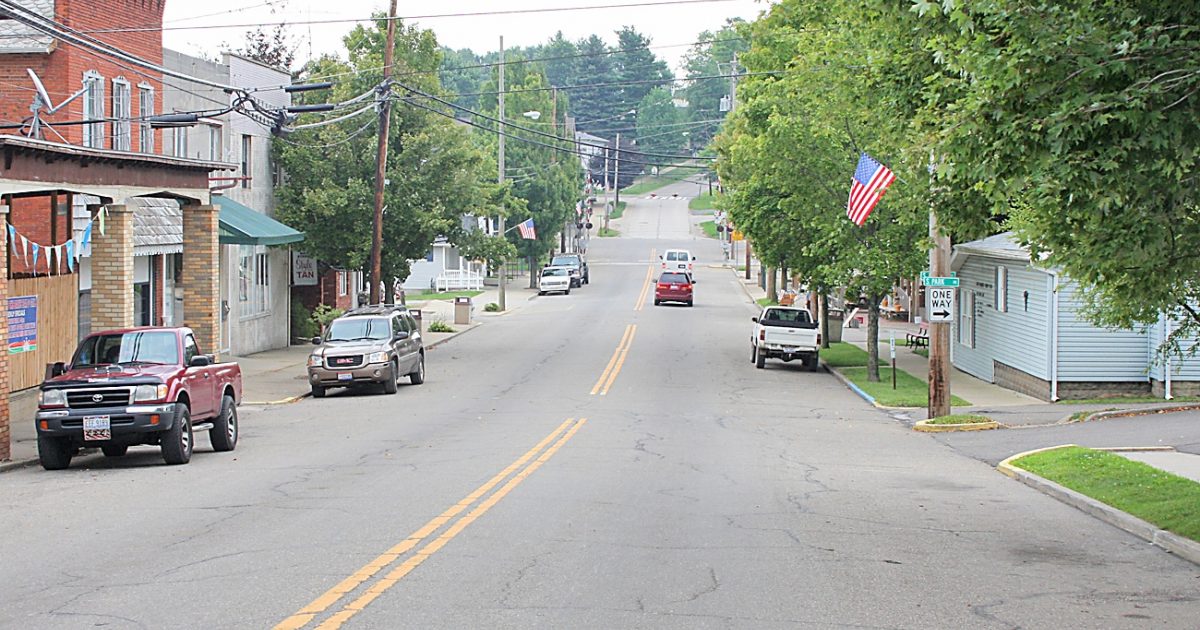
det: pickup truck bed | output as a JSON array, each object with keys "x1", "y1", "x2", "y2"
[{"x1": 751, "y1": 307, "x2": 821, "y2": 370}]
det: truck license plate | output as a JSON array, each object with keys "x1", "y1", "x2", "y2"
[
  {"x1": 83, "y1": 415, "x2": 111, "y2": 441},
  {"x1": 338, "y1": 373, "x2": 353, "y2": 382}
]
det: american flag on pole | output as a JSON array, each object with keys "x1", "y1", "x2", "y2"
[
  {"x1": 847, "y1": 153, "x2": 896, "y2": 226},
  {"x1": 517, "y1": 218, "x2": 537, "y2": 240}
]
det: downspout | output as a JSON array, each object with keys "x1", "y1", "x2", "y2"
[
  {"x1": 1165, "y1": 316, "x2": 1174, "y2": 400},
  {"x1": 1049, "y1": 272, "x2": 1060, "y2": 402}
]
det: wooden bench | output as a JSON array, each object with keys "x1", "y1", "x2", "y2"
[{"x1": 905, "y1": 322, "x2": 929, "y2": 348}]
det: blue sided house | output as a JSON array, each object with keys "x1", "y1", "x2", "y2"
[{"x1": 949, "y1": 233, "x2": 1200, "y2": 401}]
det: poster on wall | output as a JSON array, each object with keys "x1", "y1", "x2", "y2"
[
  {"x1": 7, "y1": 295, "x2": 38, "y2": 354},
  {"x1": 292, "y1": 252, "x2": 318, "y2": 286}
]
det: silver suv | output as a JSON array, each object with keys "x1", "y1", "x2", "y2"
[
  {"x1": 550, "y1": 253, "x2": 589, "y2": 287},
  {"x1": 306, "y1": 305, "x2": 425, "y2": 397}
]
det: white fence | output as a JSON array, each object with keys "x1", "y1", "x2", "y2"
[{"x1": 435, "y1": 269, "x2": 484, "y2": 291}]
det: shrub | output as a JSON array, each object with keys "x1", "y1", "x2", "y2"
[
  {"x1": 310, "y1": 304, "x2": 344, "y2": 335},
  {"x1": 484, "y1": 302, "x2": 500, "y2": 312},
  {"x1": 291, "y1": 298, "x2": 317, "y2": 340},
  {"x1": 428, "y1": 321, "x2": 456, "y2": 333}
]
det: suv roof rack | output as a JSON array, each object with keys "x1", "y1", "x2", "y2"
[{"x1": 343, "y1": 304, "x2": 409, "y2": 317}]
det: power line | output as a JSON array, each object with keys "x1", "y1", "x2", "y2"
[
  {"x1": 79, "y1": 1, "x2": 739, "y2": 35},
  {"x1": 390, "y1": 81, "x2": 714, "y2": 161}
]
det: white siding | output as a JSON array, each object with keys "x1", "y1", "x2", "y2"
[
  {"x1": 1056, "y1": 281, "x2": 1150, "y2": 381},
  {"x1": 1147, "y1": 315, "x2": 1200, "y2": 382},
  {"x1": 952, "y1": 257, "x2": 1051, "y2": 382}
]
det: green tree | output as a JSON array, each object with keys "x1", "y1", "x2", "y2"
[
  {"x1": 636, "y1": 87, "x2": 686, "y2": 155},
  {"x1": 276, "y1": 18, "x2": 503, "y2": 286},
  {"x1": 681, "y1": 19, "x2": 749, "y2": 147},
  {"x1": 911, "y1": 1, "x2": 1200, "y2": 346},
  {"x1": 572, "y1": 34, "x2": 621, "y2": 136}
]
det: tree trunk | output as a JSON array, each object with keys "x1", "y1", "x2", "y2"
[
  {"x1": 528, "y1": 254, "x2": 537, "y2": 289},
  {"x1": 766, "y1": 266, "x2": 777, "y2": 302},
  {"x1": 867, "y1": 292, "x2": 882, "y2": 382},
  {"x1": 819, "y1": 292, "x2": 831, "y2": 349}
]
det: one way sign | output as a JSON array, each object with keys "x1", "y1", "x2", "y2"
[{"x1": 926, "y1": 286, "x2": 956, "y2": 323}]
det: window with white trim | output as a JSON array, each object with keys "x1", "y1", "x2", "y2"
[
  {"x1": 337, "y1": 271, "x2": 347, "y2": 296},
  {"x1": 208, "y1": 124, "x2": 222, "y2": 161},
  {"x1": 111, "y1": 77, "x2": 131, "y2": 151},
  {"x1": 959, "y1": 291, "x2": 975, "y2": 348},
  {"x1": 238, "y1": 245, "x2": 271, "y2": 316},
  {"x1": 171, "y1": 126, "x2": 188, "y2": 158},
  {"x1": 81, "y1": 71, "x2": 104, "y2": 148},
  {"x1": 241, "y1": 134, "x2": 252, "y2": 189},
  {"x1": 138, "y1": 84, "x2": 155, "y2": 153},
  {"x1": 995, "y1": 266, "x2": 1008, "y2": 313}
]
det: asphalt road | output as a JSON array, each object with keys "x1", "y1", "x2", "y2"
[{"x1": 2, "y1": 183, "x2": 1198, "y2": 629}]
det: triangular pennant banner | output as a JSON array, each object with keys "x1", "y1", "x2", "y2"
[
  {"x1": 31, "y1": 243, "x2": 39, "y2": 269},
  {"x1": 98, "y1": 207, "x2": 106, "y2": 235},
  {"x1": 20, "y1": 234, "x2": 28, "y2": 264},
  {"x1": 5, "y1": 224, "x2": 13, "y2": 243},
  {"x1": 65, "y1": 241, "x2": 75, "y2": 272},
  {"x1": 82, "y1": 222, "x2": 93, "y2": 250}
]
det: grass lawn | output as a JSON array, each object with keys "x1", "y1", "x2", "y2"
[
  {"x1": 700, "y1": 220, "x2": 718, "y2": 238},
  {"x1": 912, "y1": 347, "x2": 929, "y2": 358},
  {"x1": 621, "y1": 166, "x2": 697, "y2": 196},
  {"x1": 925, "y1": 414, "x2": 992, "y2": 425},
  {"x1": 838, "y1": 366, "x2": 972, "y2": 407},
  {"x1": 1012, "y1": 446, "x2": 1200, "y2": 543},
  {"x1": 689, "y1": 192, "x2": 717, "y2": 211},
  {"x1": 1057, "y1": 396, "x2": 1200, "y2": 405},
  {"x1": 598, "y1": 227, "x2": 620, "y2": 237},
  {"x1": 756, "y1": 296, "x2": 777, "y2": 307},
  {"x1": 822, "y1": 342, "x2": 870, "y2": 367},
  {"x1": 405, "y1": 290, "x2": 483, "y2": 301},
  {"x1": 609, "y1": 201, "x2": 627, "y2": 220}
]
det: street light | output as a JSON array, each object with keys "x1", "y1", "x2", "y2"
[{"x1": 522, "y1": 111, "x2": 541, "y2": 120}]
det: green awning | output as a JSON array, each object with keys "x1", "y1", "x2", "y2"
[{"x1": 214, "y1": 195, "x2": 305, "y2": 246}]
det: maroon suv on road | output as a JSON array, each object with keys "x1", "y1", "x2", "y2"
[{"x1": 654, "y1": 272, "x2": 694, "y2": 307}]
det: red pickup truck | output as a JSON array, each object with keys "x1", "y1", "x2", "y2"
[{"x1": 35, "y1": 327, "x2": 242, "y2": 470}]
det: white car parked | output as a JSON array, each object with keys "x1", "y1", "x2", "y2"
[{"x1": 538, "y1": 266, "x2": 572, "y2": 295}]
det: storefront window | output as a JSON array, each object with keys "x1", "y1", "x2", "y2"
[{"x1": 239, "y1": 245, "x2": 270, "y2": 317}]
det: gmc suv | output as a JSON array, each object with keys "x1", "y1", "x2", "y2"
[
  {"x1": 307, "y1": 305, "x2": 426, "y2": 397},
  {"x1": 549, "y1": 253, "x2": 589, "y2": 287}
]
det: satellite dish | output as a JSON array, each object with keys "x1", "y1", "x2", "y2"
[
  {"x1": 27, "y1": 68, "x2": 52, "y2": 111},
  {"x1": 23, "y1": 68, "x2": 89, "y2": 140}
]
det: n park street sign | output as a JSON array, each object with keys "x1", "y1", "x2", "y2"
[{"x1": 926, "y1": 287, "x2": 956, "y2": 323}]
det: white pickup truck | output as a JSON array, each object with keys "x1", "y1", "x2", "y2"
[{"x1": 751, "y1": 306, "x2": 821, "y2": 371}]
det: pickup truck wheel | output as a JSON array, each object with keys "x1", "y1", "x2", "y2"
[
  {"x1": 755, "y1": 347, "x2": 766, "y2": 369},
  {"x1": 37, "y1": 435, "x2": 74, "y2": 470},
  {"x1": 161, "y1": 405, "x2": 193, "y2": 465},
  {"x1": 101, "y1": 444, "x2": 128, "y2": 457},
  {"x1": 210, "y1": 395, "x2": 238, "y2": 452},
  {"x1": 383, "y1": 361, "x2": 399, "y2": 394},
  {"x1": 409, "y1": 353, "x2": 426, "y2": 385},
  {"x1": 807, "y1": 356, "x2": 820, "y2": 372},
  {"x1": 311, "y1": 384, "x2": 326, "y2": 398},
  {"x1": 750, "y1": 345, "x2": 756, "y2": 364}
]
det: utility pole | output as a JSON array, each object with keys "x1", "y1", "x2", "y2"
[
  {"x1": 369, "y1": 0, "x2": 398, "y2": 305},
  {"x1": 928, "y1": 155, "x2": 952, "y2": 418},
  {"x1": 614, "y1": 132, "x2": 621, "y2": 209},
  {"x1": 603, "y1": 141, "x2": 611, "y2": 231},
  {"x1": 497, "y1": 36, "x2": 507, "y2": 312}
]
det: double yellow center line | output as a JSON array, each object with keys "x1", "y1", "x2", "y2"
[
  {"x1": 634, "y1": 248, "x2": 657, "y2": 311},
  {"x1": 275, "y1": 418, "x2": 587, "y2": 630},
  {"x1": 590, "y1": 324, "x2": 637, "y2": 396}
]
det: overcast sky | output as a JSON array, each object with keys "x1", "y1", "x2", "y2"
[{"x1": 162, "y1": 0, "x2": 769, "y2": 74}]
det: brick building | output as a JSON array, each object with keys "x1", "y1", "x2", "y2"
[{"x1": 0, "y1": 1, "x2": 236, "y2": 461}]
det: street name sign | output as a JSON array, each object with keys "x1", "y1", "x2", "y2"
[
  {"x1": 922, "y1": 276, "x2": 960, "y2": 287},
  {"x1": 926, "y1": 287, "x2": 956, "y2": 323}
]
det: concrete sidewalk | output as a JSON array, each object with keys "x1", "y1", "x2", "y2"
[{"x1": 2, "y1": 284, "x2": 540, "y2": 471}]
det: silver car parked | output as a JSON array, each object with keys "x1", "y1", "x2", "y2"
[{"x1": 307, "y1": 306, "x2": 425, "y2": 397}]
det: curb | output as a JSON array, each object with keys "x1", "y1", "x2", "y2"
[
  {"x1": 0, "y1": 457, "x2": 38, "y2": 473},
  {"x1": 1070, "y1": 403, "x2": 1200, "y2": 424},
  {"x1": 914, "y1": 418, "x2": 1000, "y2": 432},
  {"x1": 823, "y1": 362, "x2": 879, "y2": 407},
  {"x1": 997, "y1": 444, "x2": 1200, "y2": 568}
]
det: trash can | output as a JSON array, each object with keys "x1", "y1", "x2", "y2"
[
  {"x1": 454, "y1": 297, "x2": 473, "y2": 325},
  {"x1": 410, "y1": 309, "x2": 423, "y2": 332},
  {"x1": 826, "y1": 308, "x2": 844, "y2": 343}
]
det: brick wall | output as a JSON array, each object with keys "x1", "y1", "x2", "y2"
[
  {"x1": 993, "y1": 361, "x2": 1052, "y2": 401},
  {"x1": 90, "y1": 205, "x2": 134, "y2": 330},
  {"x1": 182, "y1": 205, "x2": 219, "y2": 359},
  {"x1": 1151, "y1": 379, "x2": 1200, "y2": 398},
  {"x1": 6, "y1": 195, "x2": 73, "y2": 277},
  {"x1": 0, "y1": 0, "x2": 165, "y2": 151}
]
